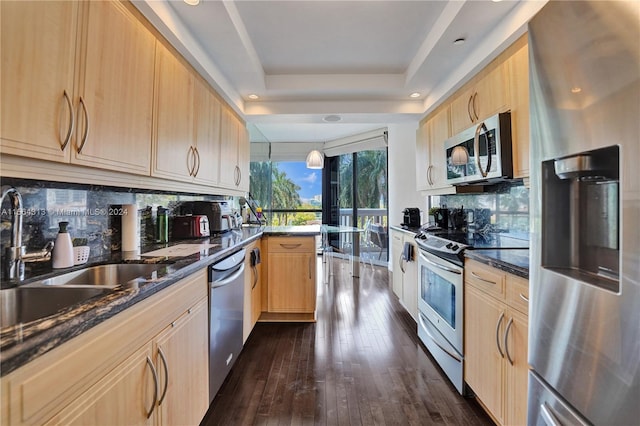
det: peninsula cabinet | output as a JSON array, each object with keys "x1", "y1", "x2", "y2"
[
  {"x1": 464, "y1": 259, "x2": 529, "y2": 426},
  {"x1": 1, "y1": 270, "x2": 209, "y2": 426},
  {"x1": 219, "y1": 107, "x2": 250, "y2": 192},
  {"x1": 265, "y1": 236, "x2": 316, "y2": 317},
  {"x1": 416, "y1": 106, "x2": 452, "y2": 193},
  {"x1": 243, "y1": 239, "x2": 262, "y2": 342},
  {"x1": 1, "y1": 1, "x2": 155, "y2": 175}
]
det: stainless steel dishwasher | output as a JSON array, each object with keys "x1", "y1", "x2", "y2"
[{"x1": 208, "y1": 248, "x2": 246, "y2": 402}]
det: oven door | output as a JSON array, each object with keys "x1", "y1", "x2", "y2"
[{"x1": 417, "y1": 249, "x2": 464, "y2": 352}]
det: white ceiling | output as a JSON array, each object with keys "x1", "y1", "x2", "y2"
[{"x1": 132, "y1": 0, "x2": 546, "y2": 144}]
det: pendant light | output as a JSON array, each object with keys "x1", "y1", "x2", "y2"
[
  {"x1": 306, "y1": 149, "x2": 324, "y2": 169},
  {"x1": 451, "y1": 146, "x2": 470, "y2": 166}
]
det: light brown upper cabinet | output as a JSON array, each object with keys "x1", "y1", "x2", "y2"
[
  {"x1": 1, "y1": 1, "x2": 78, "y2": 163},
  {"x1": 416, "y1": 106, "x2": 452, "y2": 192},
  {"x1": 153, "y1": 42, "x2": 196, "y2": 183},
  {"x1": 192, "y1": 81, "x2": 221, "y2": 186},
  {"x1": 507, "y1": 36, "x2": 530, "y2": 179},
  {"x1": 153, "y1": 42, "x2": 222, "y2": 185},
  {"x1": 219, "y1": 107, "x2": 250, "y2": 192},
  {"x1": 450, "y1": 62, "x2": 509, "y2": 135},
  {"x1": 1, "y1": 1, "x2": 155, "y2": 175}
]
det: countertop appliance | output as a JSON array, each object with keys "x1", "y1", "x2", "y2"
[
  {"x1": 208, "y1": 248, "x2": 246, "y2": 403},
  {"x1": 171, "y1": 214, "x2": 210, "y2": 239},
  {"x1": 180, "y1": 201, "x2": 241, "y2": 234},
  {"x1": 445, "y1": 112, "x2": 512, "y2": 186},
  {"x1": 413, "y1": 224, "x2": 528, "y2": 395},
  {"x1": 528, "y1": 2, "x2": 639, "y2": 425},
  {"x1": 402, "y1": 207, "x2": 421, "y2": 228}
]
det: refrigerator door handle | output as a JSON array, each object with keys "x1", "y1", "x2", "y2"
[{"x1": 540, "y1": 402, "x2": 562, "y2": 426}]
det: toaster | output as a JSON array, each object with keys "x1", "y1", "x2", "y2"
[
  {"x1": 179, "y1": 201, "x2": 239, "y2": 234},
  {"x1": 171, "y1": 215, "x2": 210, "y2": 239}
]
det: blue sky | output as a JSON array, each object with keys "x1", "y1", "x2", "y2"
[{"x1": 277, "y1": 162, "x2": 321, "y2": 200}]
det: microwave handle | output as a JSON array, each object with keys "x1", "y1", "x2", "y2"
[{"x1": 474, "y1": 121, "x2": 492, "y2": 178}]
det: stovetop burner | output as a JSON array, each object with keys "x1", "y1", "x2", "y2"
[{"x1": 414, "y1": 228, "x2": 529, "y2": 266}]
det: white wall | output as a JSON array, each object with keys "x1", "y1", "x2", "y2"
[{"x1": 387, "y1": 122, "x2": 427, "y2": 269}]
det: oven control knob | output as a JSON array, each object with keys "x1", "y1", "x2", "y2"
[
  {"x1": 451, "y1": 244, "x2": 459, "y2": 251},
  {"x1": 446, "y1": 243, "x2": 453, "y2": 249}
]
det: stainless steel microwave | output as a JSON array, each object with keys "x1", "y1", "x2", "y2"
[{"x1": 445, "y1": 112, "x2": 513, "y2": 185}]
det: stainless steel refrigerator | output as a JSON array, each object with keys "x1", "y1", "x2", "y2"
[{"x1": 528, "y1": 1, "x2": 640, "y2": 425}]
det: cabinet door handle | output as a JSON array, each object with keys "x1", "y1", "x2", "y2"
[
  {"x1": 77, "y1": 96, "x2": 89, "y2": 154},
  {"x1": 187, "y1": 146, "x2": 195, "y2": 176},
  {"x1": 504, "y1": 317, "x2": 514, "y2": 366},
  {"x1": 520, "y1": 293, "x2": 529, "y2": 303},
  {"x1": 145, "y1": 356, "x2": 159, "y2": 419},
  {"x1": 399, "y1": 253, "x2": 405, "y2": 274},
  {"x1": 467, "y1": 94, "x2": 474, "y2": 122},
  {"x1": 472, "y1": 92, "x2": 479, "y2": 121},
  {"x1": 193, "y1": 146, "x2": 201, "y2": 177},
  {"x1": 427, "y1": 165, "x2": 433, "y2": 186},
  {"x1": 157, "y1": 347, "x2": 170, "y2": 405},
  {"x1": 470, "y1": 271, "x2": 496, "y2": 285},
  {"x1": 495, "y1": 312, "x2": 505, "y2": 358},
  {"x1": 279, "y1": 243, "x2": 301, "y2": 249},
  {"x1": 235, "y1": 165, "x2": 242, "y2": 186},
  {"x1": 309, "y1": 256, "x2": 312, "y2": 279},
  {"x1": 252, "y1": 265, "x2": 258, "y2": 289},
  {"x1": 61, "y1": 90, "x2": 74, "y2": 151}
]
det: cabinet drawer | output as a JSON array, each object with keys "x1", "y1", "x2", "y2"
[
  {"x1": 267, "y1": 236, "x2": 315, "y2": 253},
  {"x1": 465, "y1": 259, "x2": 506, "y2": 300},
  {"x1": 506, "y1": 274, "x2": 529, "y2": 315}
]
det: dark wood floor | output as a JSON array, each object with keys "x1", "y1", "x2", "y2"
[{"x1": 201, "y1": 257, "x2": 493, "y2": 426}]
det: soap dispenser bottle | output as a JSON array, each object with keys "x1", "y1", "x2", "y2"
[{"x1": 52, "y1": 221, "x2": 74, "y2": 269}]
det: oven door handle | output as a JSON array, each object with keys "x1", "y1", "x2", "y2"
[
  {"x1": 419, "y1": 251, "x2": 462, "y2": 275},
  {"x1": 418, "y1": 313, "x2": 462, "y2": 362}
]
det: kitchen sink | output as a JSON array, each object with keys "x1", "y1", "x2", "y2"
[
  {"x1": 0, "y1": 286, "x2": 112, "y2": 328},
  {"x1": 24, "y1": 264, "x2": 165, "y2": 289}
]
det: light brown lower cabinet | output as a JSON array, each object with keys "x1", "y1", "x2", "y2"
[
  {"x1": 464, "y1": 259, "x2": 529, "y2": 426},
  {"x1": 243, "y1": 238, "x2": 262, "y2": 342},
  {"x1": 1, "y1": 269, "x2": 209, "y2": 426},
  {"x1": 265, "y1": 236, "x2": 316, "y2": 317}
]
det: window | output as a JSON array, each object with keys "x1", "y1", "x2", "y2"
[{"x1": 249, "y1": 161, "x2": 322, "y2": 226}]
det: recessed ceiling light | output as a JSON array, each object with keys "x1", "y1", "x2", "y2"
[
  {"x1": 453, "y1": 38, "x2": 465, "y2": 45},
  {"x1": 248, "y1": 94, "x2": 259, "y2": 100},
  {"x1": 323, "y1": 115, "x2": 342, "y2": 122},
  {"x1": 409, "y1": 92, "x2": 421, "y2": 98},
  {"x1": 571, "y1": 87, "x2": 582, "y2": 94},
  {"x1": 184, "y1": 0, "x2": 200, "y2": 5}
]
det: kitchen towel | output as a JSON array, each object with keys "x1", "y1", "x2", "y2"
[
  {"x1": 121, "y1": 204, "x2": 139, "y2": 252},
  {"x1": 402, "y1": 242, "x2": 414, "y2": 262}
]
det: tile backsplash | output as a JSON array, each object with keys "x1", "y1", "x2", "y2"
[
  {"x1": 429, "y1": 181, "x2": 530, "y2": 235},
  {"x1": 0, "y1": 178, "x2": 231, "y2": 266}
]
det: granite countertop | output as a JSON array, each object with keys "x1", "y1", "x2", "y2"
[
  {"x1": 464, "y1": 249, "x2": 530, "y2": 279},
  {"x1": 389, "y1": 225, "x2": 421, "y2": 235},
  {"x1": 262, "y1": 225, "x2": 322, "y2": 236},
  {"x1": 0, "y1": 226, "x2": 266, "y2": 376}
]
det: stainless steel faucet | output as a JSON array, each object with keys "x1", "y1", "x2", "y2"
[{"x1": 1, "y1": 186, "x2": 54, "y2": 280}]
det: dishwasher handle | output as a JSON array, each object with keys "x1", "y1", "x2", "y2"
[{"x1": 211, "y1": 263, "x2": 245, "y2": 289}]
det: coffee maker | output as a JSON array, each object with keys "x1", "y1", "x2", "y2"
[{"x1": 402, "y1": 208, "x2": 421, "y2": 228}]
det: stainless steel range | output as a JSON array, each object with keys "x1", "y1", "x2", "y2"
[{"x1": 414, "y1": 227, "x2": 528, "y2": 394}]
